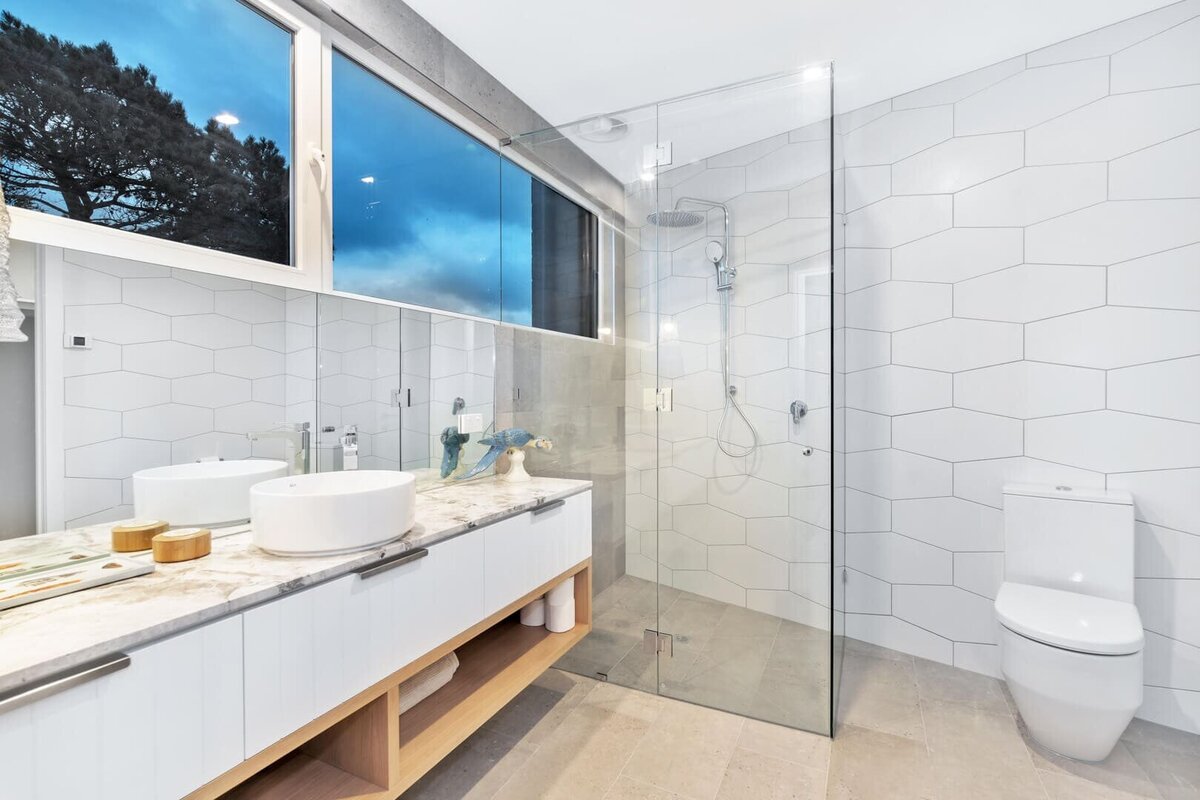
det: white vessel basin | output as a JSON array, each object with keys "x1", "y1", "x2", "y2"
[
  {"x1": 250, "y1": 470, "x2": 416, "y2": 557},
  {"x1": 133, "y1": 460, "x2": 288, "y2": 527}
]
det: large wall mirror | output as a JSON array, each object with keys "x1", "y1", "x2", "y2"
[{"x1": 1, "y1": 244, "x2": 499, "y2": 539}]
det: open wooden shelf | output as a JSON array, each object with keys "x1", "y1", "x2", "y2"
[
  {"x1": 221, "y1": 753, "x2": 386, "y2": 800},
  {"x1": 396, "y1": 616, "x2": 589, "y2": 792}
]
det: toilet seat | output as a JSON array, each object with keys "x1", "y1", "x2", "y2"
[{"x1": 995, "y1": 582, "x2": 1143, "y2": 655}]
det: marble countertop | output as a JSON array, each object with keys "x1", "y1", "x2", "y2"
[{"x1": 0, "y1": 476, "x2": 591, "y2": 695}]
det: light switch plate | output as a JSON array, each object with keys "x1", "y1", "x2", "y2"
[
  {"x1": 63, "y1": 333, "x2": 91, "y2": 349},
  {"x1": 458, "y1": 413, "x2": 484, "y2": 433}
]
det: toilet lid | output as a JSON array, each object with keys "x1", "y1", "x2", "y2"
[{"x1": 994, "y1": 582, "x2": 1144, "y2": 655}]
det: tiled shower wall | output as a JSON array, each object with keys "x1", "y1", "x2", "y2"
[
  {"x1": 49, "y1": 247, "x2": 315, "y2": 528},
  {"x1": 838, "y1": 0, "x2": 1200, "y2": 733},
  {"x1": 623, "y1": 123, "x2": 834, "y2": 628}
]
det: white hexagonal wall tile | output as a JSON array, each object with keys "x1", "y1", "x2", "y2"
[
  {"x1": 845, "y1": 569, "x2": 892, "y2": 614},
  {"x1": 843, "y1": 248, "x2": 890, "y2": 292},
  {"x1": 66, "y1": 372, "x2": 170, "y2": 411},
  {"x1": 790, "y1": 562, "x2": 831, "y2": 605},
  {"x1": 1111, "y1": 130, "x2": 1200, "y2": 200},
  {"x1": 172, "y1": 374, "x2": 252, "y2": 408},
  {"x1": 845, "y1": 282, "x2": 951, "y2": 332},
  {"x1": 954, "y1": 164, "x2": 1107, "y2": 227},
  {"x1": 844, "y1": 166, "x2": 891, "y2": 210},
  {"x1": 123, "y1": 404, "x2": 214, "y2": 441},
  {"x1": 215, "y1": 346, "x2": 285, "y2": 379},
  {"x1": 708, "y1": 474, "x2": 788, "y2": 518},
  {"x1": 894, "y1": 586, "x2": 997, "y2": 644},
  {"x1": 1109, "y1": 356, "x2": 1200, "y2": 423},
  {"x1": 1108, "y1": 468, "x2": 1200, "y2": 535},
  {"x1": 1026, "y1": 200, "x2": 1200, "y2": 266},
  {"x1": 66, "y1": 438, "x2": 171, "y2": 479},
  {"x1": 62, "y1": 263, "x2": 121, "y2": 305},
  {"x1": 954, "y1": 361, "x2": 1104, "y2": 418},
  {"x1": 63, "y1": 340, "x2": 121, "y2": 377},
  {"x1": 1027, "y1": 2, "x2": 1198, "y2": 67},
  {"x1": 64, "y1": 249, "x2": 170, "y2": 279},
  {"x1": 845, "y1": 448, "x2": 952, "y2": 499},
  {"x1": 124, "y1": 341, "x2": 214, "y2": 379},
  {"x1": 1111, "y1": 15, "x2": 1200, "y2": 92},
  {"x1": 1135, "y1": 579, "x2": 1200, "y2": 646},
  {"x1": 657, "y1": 467, "x2": 708, "y2": 506},
  {"x1": 955, "y1": 263, "x2": 1106, "y2": 323},
  {"x1": 726, "y1": 334, "x2": 789, "y2": 377},
  {"x1": 673, "y1": 165, "x2": 746, "y2": 202},
  {"x1": 124, "y1": 278, "x2": 213, "y2": 316},
  {"x1": 1026, "y1": 306, "x2": 1200, "y2": 369},
  {"x1": 670, "y1": 437, "x2": 746, "y2": 478},
  {"x1": 892, "y1": 319, "x2": 1022, "y2": 372},
  {"x1": 673, "y1": 371, "x2": 726, "y2": 412},
  {"x1": 845, "y1": 614, "x2": 953, "y2": 663},
  {"x1": 1136, "y1": 522, "x2": 1200, "y2": 579},
  {"x1": 894, "y1": 56, "x2": 1024, "y2": 109},
  {"x1": 845, "y1": 366, "x2": 950, "y2": 416},
  {"x1": 707, "y1": 133, "x2": 789, "y2": 168},
  {"x1": 63, "y1": 406, "x2": 122, "y2": 449},
  {"x1": 954, "y1": 553, "x2": 1005, "y2": 599},
  {"x1": 744, "y1": 295, "x2": 802, "y2": 339},
  {"x1": 62, "y1": 478, "x2": 123, "y2": 523},
  {"x1": 215, "y1": 289, "x2": 285, "y2": 324},
  {"x1": 1027, "y1": 411, "x2": 1200, "y2": 473},
  {"x1": 65, "y1": 304, "x2": 169, "y2": 344},
  {"x1": 845, "y1": 488, "x2": 891, "y2": 533},
  {"x1": 745, "y1": 140, "x2": 828, "y2": 191},
  {"x1": 746, "y1": 517, "x2": 828, "y2": 562},
  {"x1": 891, "y1": 227, "x2": 1023, "y2": 283},
  {"x1": 892, "y1": 132, "x2": 1022, "y2": 195},
  {"x1": 252, "y1": 376, "x2": 287, "y2": 406},
  {"x1": 673, "y1": 504, "x2": 746, "y2": 545},
  {"x1": 1026, "y1": 85, "x2": 1200, "y2": 165},
  {"x1": 708, "y1": 544, "x2": 789, "y2": 590},
  {"x1": 1109, "y1": 243, "x2": 1200, "y2": 312},
  {"x1": 213, "y1": 402, "x2": 280, "y2": 435},
  {"x1": 725, "y1": 191, "x2": 789, "y2": 236},
  {"x1": 657, "y1": 530, "x2": 709, "y2": 571},
  {"x1": 172, "y1": 314, "x2": 252, "y2": 350},
  {"x1": 845, "y1": 409, "x2": 890, "y2": 452},
  {"x1": 892, "y1": 497, "x2": 1003, "y2": 552},
  {"x1": 845, "y1": 195, "x2": 952, "y2": 248},
  {"x1": 321, "y1": 319, "x2": 374, "y2": 353},
  {"x1": 952, "y1": 456, "x2": 1104, "y2": 509},
  {"x1": 745, "y1": 218, "x2": 830, "y2": 265},
  {"x1": 674, "y1": 571, "x2": 746, "y2": 606},
  {"x1": 954, "y1": 58, "x2": 1108, "y2": 136},
  {"x1": 843, "y1": 106, "x2": 953, "y2": 166},
  {"x1": 843, "y1": 329, "x2": 890, "y2": 373},
  {"x1": 845, "y1": 532, "x2": 952, "y2": 584},
  {"x1": 893, "y1": 408, "x2": 1021, "y2": 463}
]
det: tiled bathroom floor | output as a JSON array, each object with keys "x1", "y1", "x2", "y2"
[
  {"x1": 405, "y1": 641, "x2": 1200, "y2": 799},
  {"x1": 553, "y1": 575, "x2": 831, "y2": 733}
]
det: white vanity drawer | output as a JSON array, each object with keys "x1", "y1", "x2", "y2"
[
  {"x1": 0, "y1": 615, "x2": 244, "y2": 800},
  {"x1": 483, "y1": 491, "x2": 592, "y2": 615},
  {"x1": 242, "y1": 529, "x2": 485, "y2": 757}
]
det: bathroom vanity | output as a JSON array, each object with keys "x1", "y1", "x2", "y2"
[{"x1": 0, "y1": 477, "x2": 593, "y2": 800}]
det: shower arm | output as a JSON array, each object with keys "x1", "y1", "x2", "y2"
[{"x1": 673, "y1": 196, "x2": 734, "y2": 287}]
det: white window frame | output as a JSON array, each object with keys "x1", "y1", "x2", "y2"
[
  {"x1": 6, "y1": 0, "x2": 327, "y2": 292},
  {"x1": 6, "y1": 0, "x2": 613, "y2": 342}
]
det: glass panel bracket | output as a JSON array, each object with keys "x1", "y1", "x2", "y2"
[{"x1": 643, "y1": 629, "x2": 674, "y2": 657}]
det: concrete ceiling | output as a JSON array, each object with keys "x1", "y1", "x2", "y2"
[{"x1": 402, "y1": 0, "x2": 1175, "y2": 128}]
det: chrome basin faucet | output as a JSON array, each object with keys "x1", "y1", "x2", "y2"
[{"x1": 247, "y1": 422, "x2": 311, "y2": 475}]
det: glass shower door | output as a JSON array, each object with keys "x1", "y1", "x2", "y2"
[{"x1": 647, "y1": 68, "x2": 835, "y2": 733}]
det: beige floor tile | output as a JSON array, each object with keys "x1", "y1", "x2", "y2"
[
  {"x1": 622, "y1": 699, "x2": 746, "y2": 800},
  {"x1": 602, "y1": 775, "x2": 691, "y2": 800},
  {"x1": 404, "y1": 728, "x2": 537, "y2": 800},
  {"x1": 912, "y1": 656, "x2": 1011, "y2": 715},
  {"x1": 1038, "y1": 770, "x2": 1164, "y2": 800},
  {"x1": 1022, "y1": 718, "x2": 1163, "y2": 799},
  {"x1": 581, "y1": 680, "x2": 665, "y2": 723},
  {"x1": 1122, "y1": 719, "x2": 1200, "y2": 800},
  {"x1": 491, "y1": 703, "x2": 653, "y2": 800},
  {"x1": 481, "y1": 669, "x2": 593, "y2": 746},
  {"x1": 712, "y1": 604, "x2": 783, "y2": 638},
  {"x1": 826, "y1": 724, "x2": 938, "y2": 800},
  {"x1": 737, "y1": 718, "x2": 832, "y2": 770},
  {"x1": 836, "y1": 650, "x2": 925, "y2": 741},
  {"x1": 714, "y1": 747, "x2": 828, "y2": 800},
  {"x1": 922, "y1": 698, "x2": 1045, "y2": 799},
  {"x1": 745, "y1": 671, "x2": 831, "y2": 734}
]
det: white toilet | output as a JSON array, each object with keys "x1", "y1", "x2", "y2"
[{"x1": 995, "y1": 484, "x2": 1144, "y2": 762}]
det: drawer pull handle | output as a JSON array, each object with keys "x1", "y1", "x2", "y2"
[
  {"x1": 531, "y1": 499, "x2": 566, "y2": 517},
  {"x1": 0, "y1": 653, "x2": 131, "y2": 714},
  {"x1": 355, "y1": 548, "x2": 429, "y2": 579}
]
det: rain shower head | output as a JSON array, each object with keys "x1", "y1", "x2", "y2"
[{"x1": 645, "y1": 209, "x2": 705, "y2": 228}]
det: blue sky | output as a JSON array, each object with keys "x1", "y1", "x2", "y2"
[{"x1": 3, "y1": 0, "x2": 537, "y2": 321}]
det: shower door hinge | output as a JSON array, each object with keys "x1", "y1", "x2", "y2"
[
  {"x1": 644, "y1": 387, "x2": 673, "y2": 412},
  {"x1": 643, "y1": 629, "x2": 674, "y2": 657},
  {"x1": 643, "y1": 141, "x2": 673, "y2": 169}
]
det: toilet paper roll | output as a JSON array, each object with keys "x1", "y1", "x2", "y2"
[
  {"x1": 520, "y1": 596, "x2": 546, "y2": 627},
  {"x1": 546, "y1": 598, "x2": 575, "y2": 633},
  {"x1": 546, "y1": 576, "x2": 574, "y2": 607}
]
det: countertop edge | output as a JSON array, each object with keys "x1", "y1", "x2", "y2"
[{"x1": 0, "y1": 480, "x2": 592, "y2": 696}]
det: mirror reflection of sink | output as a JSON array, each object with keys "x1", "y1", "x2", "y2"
[
  {"x1": 250, "y1": 471, "x2": 416, "y2": 557},
  {"x1": 133, "y1": 460, "x2": 289, "y2": 527}
]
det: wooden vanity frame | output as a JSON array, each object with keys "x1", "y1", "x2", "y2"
[{"x1": 187, "y1": 559, "x2": 592, "y2": 800}]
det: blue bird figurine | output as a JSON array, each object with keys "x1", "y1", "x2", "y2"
[
  {"x1": 440, "y1": 427, "x2": 470, "y2": 478},
  {"x1": 457, "y1": 427, "x2": 552, "y2": 481}
]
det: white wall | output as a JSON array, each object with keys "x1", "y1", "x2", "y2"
[
  {"x1": 839, "y1": 2, "x2": 1200, "y2": 733},
  {"x1": 623, "y1": 119, "x2": 834, "y2": 629}
]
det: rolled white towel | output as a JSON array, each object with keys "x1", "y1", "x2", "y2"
[{"x1": 398, "y1": 651, "x2": 459, "y2": 714}]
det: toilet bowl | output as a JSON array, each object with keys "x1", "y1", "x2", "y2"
[
  {"x1": 995, "y1": 582, "x2": 1143, "y2": 761},
  {"x1": 996, "y1": 484, "x2": 1144, "y2": 762}
]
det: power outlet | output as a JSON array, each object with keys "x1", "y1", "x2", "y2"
[{"x1": 457, "y1": 413, "x2": 484, "y2": 434}]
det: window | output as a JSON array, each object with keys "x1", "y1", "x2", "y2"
[
  {"x1": 501, "y1": 159, "x2": 599, "y2": 338},
  {"x1": 331, "y1": 51, "x2": 502, "y2": 319},
  {"x1": 0, "y1": 0, "x2": 293, "y2": 264}
]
